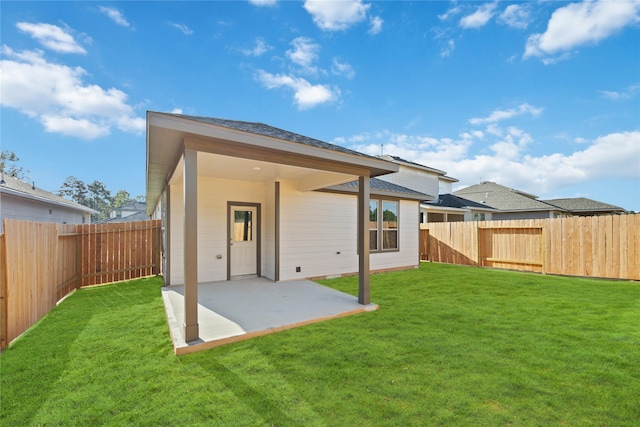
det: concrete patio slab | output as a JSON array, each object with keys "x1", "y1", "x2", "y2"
[{"x1": 161, "y1": 278, "x2": 378, "y2": 354}]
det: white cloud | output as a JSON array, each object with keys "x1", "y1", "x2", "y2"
[
  {"x1": 303, "y1": 0, "x2": 370, "y2": 31},
  {"x1": 340, "y1": 126, "x2": 639, "y2": 198},
  {"x1": 99, "y1": 6, "x2": 131, "y2": 27},
  {"x1": 16, "y1": 22, "x2": 86, "y2": 54},
  {"x1": 440, "y1": 39, "x2": 456, "y2": 58},
  {"x1": 439, "y1": 6, "x2": 461, "y2": 21},
  {"x1": 368, "y1": 16, "x2": 383, "y2": 35},
  {"x1": 331, "y1": 58, "x2": 355, "y2": 79},
  {"x1": 469, "y1": 103, "x2": 542, "y2": 125},
  {"x1": 499, "y1": 4, "x2": 531, "y2": 29},
  {"x1": 255, "y1": 70, "x2": 339, "y2": 109},
  {"x1": 249, "y1": 0, "x2": 277, "y2": 6},
  {"x1": 169, "y1": 22, "x2": 193, "y2": 35},
  {"x1": 600, "y1": 84, "x2": 640, "y2": 100},
  {"x1": 460, "y1": 2, "x2": 498, "y2": 29},
  {"x1": 524, "y1": 0, "x2": 640, "y2": 60},
  {"x1": 0, "y1": 46, "x2": 144, "y2": 139},
  {"x1": 242, "y1": 38, "x2": 273, "y2": 57},
  {"x1": 286, "y1": 37, "x2": 320, "y2": 68}
]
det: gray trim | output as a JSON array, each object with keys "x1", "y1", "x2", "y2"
[
  {"x1": 227, "y1": 202, "x2": 262, "y2": 280},
  {"x1": 164, "y1": 186, "x2": 171, "y2": 286},
  {"x1": 369, "y1": 199, "x2": 400, "y2": 253},
  {"x1": 275, "y1": 181, "x2": 280, "y2": 282},
  {"x1": 183, "y1": 148, "x2": 199, "y2": 342},
  {"x1": 358, "y1": 176, "x2": 370, "y2": 305}
]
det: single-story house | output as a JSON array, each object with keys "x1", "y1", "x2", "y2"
[
  {"x1": 146, "y1": 112, "x2": 427, "y2": 342},
  {"x1": 0, "y1": 174, "x2": 97, "y2": 232},
  {"x1": 453, "y1": 181, "x2": 569, "y2": 220},
  {"x1": 453, "y1": 181, "x2": 625, "y2": 220}
]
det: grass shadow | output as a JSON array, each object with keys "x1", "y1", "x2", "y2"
[{"x1": 0, "y1": 277, "x2": 165, "y2": 426}]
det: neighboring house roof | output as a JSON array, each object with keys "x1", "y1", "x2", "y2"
[
  {"x1": 379, "y1": 154, "x2": 447, "y2": 176},
  {"x1": 425, "y1": 194, "x2": 498, "y2": 211},
  {"x1": 324, "y1": 178, "x2": 431, "y2": 201},
  {"x1": 0, "y1": 174, "x2": 97, "y2": 214},
  {"x1": 453, "y1": 181, "x2": 564, "y2": 212},
  {"x1": 112, "y1": 201, "x2": 146, "y2": 212},
  {"x1": 541, "y1": 198, "x2": 625, "y2": 214},
  {"x1": 98, "y1": 211, "x2": 150, "y2": 223}
]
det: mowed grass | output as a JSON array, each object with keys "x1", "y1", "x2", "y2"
[{"x1": 2, "y1": 264, "x2": 639, "y2": 426}]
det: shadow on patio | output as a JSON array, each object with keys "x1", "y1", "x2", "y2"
[{"x1": 161, "y1": 278, "x2": 378, "y2": 354}]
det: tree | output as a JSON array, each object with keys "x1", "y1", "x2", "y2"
[
  {"x1": 87, "y1": 181, "x2": 113, "y2": 219},
  {"x1": 58, "y1": 177, "x2": 112, "y2": 220},
  {"x1": 0, "y1": 150, "x2": 29, "y2": 180},
  {"x1": 112, "y1": 189, "x2": 134, "y2": 208},
  {"x1": 58, "y1": 176, "x2": 89, "y2": 206}
]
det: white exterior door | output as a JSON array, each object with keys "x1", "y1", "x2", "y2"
[{"x1": 230, "y1": 206, "x2": 257, "y2": 277}]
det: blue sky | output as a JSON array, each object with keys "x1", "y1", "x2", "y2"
[{"x1": 2, "y1": 0, "x2": 639, "y2": 211}]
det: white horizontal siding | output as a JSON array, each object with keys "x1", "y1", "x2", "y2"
[
  {"x1": 279, "y1": 180, "x2": 420, "y2": 281},
  {"x1": 0, "y1": 193, "x2": 87, "y2": 232},
  {"x1": 370, "y1": 199, "x2": 419, "y2": 271},
  {"x1": 168, "y1": 176, "x2": 421, "y2": 284},
  {"x1": 168, "y1": 176, "x2": 267, "y2": 285},
  {"x1": 378, "y1": 166, "x2": 439, "y2": 198}
]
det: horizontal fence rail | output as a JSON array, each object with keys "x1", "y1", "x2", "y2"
[
  {"x1": 420, "y1": 214, "x2": 639, "y2": 281},
  {"x1": 0, "y1": 219, "x2": 161, "y2": 350}
]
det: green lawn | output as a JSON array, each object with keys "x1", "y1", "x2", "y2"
[{"x1": 2, "y1": 263, "x2": 639, "y2": 426}]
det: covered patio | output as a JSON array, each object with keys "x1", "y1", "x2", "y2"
[
  {"x1": 146, "y1": 112, "x2": 400, "y2": 347},
  {"x1": 161, "y1": 278, "x2": 378, "y2": 355}
]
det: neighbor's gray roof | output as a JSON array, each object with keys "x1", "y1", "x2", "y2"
[
  {"x1": 112, "y1": 201, "x2": 146, "y2": 212},
  {"x1": 453, "y1": 181, "x2": 564, "y2": 212},
  {"x1": 97, "y1": 211, "x2": 150, "y2": 223},
  {"x1": 326, "y1": 178, "x2": 431, "y2": 201},
  {"x1": 541, "y1": 198, "x2": 625, "y2": 213},
  {"x1": 425, "y1": 193, "x2": 498, "y2": 210},
  {"x1": 175, "y1": 114, "x2": 380, "y2": 161},
  {"x1": 0, "y1": 174, "x2": 98, "y2": 214}
]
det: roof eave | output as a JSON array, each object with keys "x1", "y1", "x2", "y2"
[{"x1": 146, "y1": 112, "x2": 399, "y2": 214}]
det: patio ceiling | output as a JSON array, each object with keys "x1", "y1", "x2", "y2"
[{"x1": 168, "y1": 153, "x2": 357, "y2": 193}]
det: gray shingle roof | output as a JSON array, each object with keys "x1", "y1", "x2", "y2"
[
  {"x1": 453, "y1": 181, "x2": 562, "y2": 212},
  {"x1": 0, "y1": 174, "x2": 97, "y2": 214},
  {"x1": 327, "y1": 178, "x2": 429, "y2": 200},
  {"x1": 541, "y1": 198, "x2": 624, "y2": 213},
  {"x1": 97, "y1": 211, "x2": 150, "y2": 223},
  {"x1": 175, "y1": 114, "x2": 377, "y2": 160},
  {"x1": 426, "y1": 193, "x2": 498, "y2": 210}
]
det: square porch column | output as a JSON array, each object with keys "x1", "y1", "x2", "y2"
[
  {"x1": 183, "y1": 148, "x2": 199, "y2": 342},
  {"x1": 358, "y1": 175, "x2": 370, "y2": 305}
]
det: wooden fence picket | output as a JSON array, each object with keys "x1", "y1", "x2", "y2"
[{"x1": 420, "y1": 214, "x2": 639, "y2": 281}]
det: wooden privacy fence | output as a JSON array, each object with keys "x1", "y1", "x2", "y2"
[
  {"x1": 420, "y1": 214, "x2": 640, "y2": 281},
  {"x1": 0, "y1": 219, "x2": 161, "y2": 350}
]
